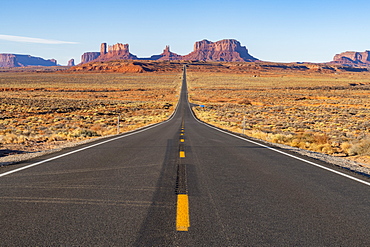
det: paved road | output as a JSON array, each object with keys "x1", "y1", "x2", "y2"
[{"x1": 1, "y1": 66, "x2": 370, "y2": 246}]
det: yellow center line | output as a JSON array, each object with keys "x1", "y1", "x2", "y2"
[
  {"x1": 177, "y1": 125, "x2": 189, "y2": 231},
  {"x1": 176, "y1": 194, "x2": 190, "y2": 231}
]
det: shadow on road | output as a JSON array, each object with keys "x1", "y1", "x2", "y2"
[{"x1": 134, "y1": 139, "x2": 178, "y2": 245}]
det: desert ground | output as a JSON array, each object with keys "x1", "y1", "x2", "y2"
[
  {"x1": 1, "y1": 62, "x2": 369, "y2": 168},
  {"x1": 0, "y1": 70, "x2": 180, "y2": 158},
  {"x1": 186, "y1": 69, "x2": 370, "y2": 167}
]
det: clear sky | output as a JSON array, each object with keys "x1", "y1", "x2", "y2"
[{"x1": 1, "y1": 0, "x2": 369, "y2": 65}]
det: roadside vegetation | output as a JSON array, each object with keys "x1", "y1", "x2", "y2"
[
  {"x1": 187, "y1": 71, "x2": 370, "y2": 166},
  {"x1": 0, "y1": 72, "x2": 180, "y2": 155}
]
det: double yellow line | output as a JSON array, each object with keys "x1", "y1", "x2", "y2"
[{"x1": 176, "y1": 125, "x2": 190, "y2": 231}]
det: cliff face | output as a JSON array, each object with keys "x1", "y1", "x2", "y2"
[
  {"x1": 0, "y1": 54, "x2": 58, "y2": 67},
  {"x1": 182, "y1": 39, "x2": 258, "y2": 62},
  {"x1": 332, "y1": 51, "x2": 370, "y2": 66},
  {"x1": 81, "y1": 52, "x2": 100, "y2": 64},
  {"x1": 0, "y1": 54, "x2": 16, "y2": 67}
]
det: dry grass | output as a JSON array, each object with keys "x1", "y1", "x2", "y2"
[
  {"x1": 187, "y1": 71, "x2": 370, "y2": 166},
  {"x1": 0, "y1": 72, "x2": 181, "y2": 154}
]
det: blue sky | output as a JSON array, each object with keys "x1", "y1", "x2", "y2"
[{"x1": 1, "y1": 0, "x2": 369, "y2": 65}]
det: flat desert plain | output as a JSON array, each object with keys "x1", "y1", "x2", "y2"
[
  {"x1": 0, "y1": 71, "x2": 180, "y2": 159},
  {"x1": 1, "y1": 65, "x2": 370, "y2": 169},
  {"x1": 187, "y1": 70, "x2": 370, "y2": 167}
]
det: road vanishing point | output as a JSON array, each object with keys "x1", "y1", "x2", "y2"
[{"x1": 1, "y1": 66, "x2": 370, "y2": 246}]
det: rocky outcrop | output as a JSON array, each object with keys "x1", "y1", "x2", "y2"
[
  {"x1": 150, "y1": 46, "x2": 183, "y2": 60},
  {"x1": 182, "y1": 39, "x2": 258, "y2": 62},
  {"x1": 0, "y1": 54, "x2": 58, "y2": 67},
  {"x1": 70, "y1": 61, "x2": 146, "y2": 73},
  {"x1": 81, "y1": 52, "x2": 100, "y2": 64},
  {"x1": 100, "y1": 43, "x2": 138, "y2": 61},
  {"x1": 67, "y1": 59, "x2": 75, "y2": 66},
  {"x1": 79, "y1": 39, "x2": 259, "y2": 64},
  {"x1": 332, "y1": 51, "x2": 370, "y2": 66},
  {"x1": 100, "y1": 43, "x2": 107, "y2": 55},
  {"x1": 80, "y1": 43, "x2": 138, "y2": 64}
]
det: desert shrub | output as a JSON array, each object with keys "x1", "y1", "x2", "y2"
[
  {"x1": 15, "y1": 135, "x2": 28, "y2": 144},
  {"x1": 349, "y1": 137, "x2": 370, "y2": 156},
  {"x1": 90, "y1": 124, "x2": 105, "y2": 134},
  {"x1": 2, "y1": 133, "x2": 18, "y2": 144},
  {"x1": 238, "y1": 99, "x2": 252, "y2": 105},
  {"x1": 33, "y1": 135, "x2": 49, "y2": 143},
  {"x1": 269, "y1": 133, "x2": 294, "y2": 144},
  {"x1": 298, "y1": 132, "x2": 315, "y2": 143},
  {"x1": 313, "y1": 133, "x2": 329, "y2": 145},
  {"x1": 48, "y1": 133, "x2": 67, "y2": 142},
  {"x1": 290, "y1": 138, "x2": 301, "y2": 147},
  {"x1": 340, "y1": 142, "x2": 352, "y2": 155},
  {"x1": 322, "y1": 144, "x2": 335, "y2": 154},
  {"x1": 70, "y1": 129, "x2": 99, "y2": 138}
]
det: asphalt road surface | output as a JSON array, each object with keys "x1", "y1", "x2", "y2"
[{"x1": 1, "y1": 66, "x2": 370, "y2": 246}]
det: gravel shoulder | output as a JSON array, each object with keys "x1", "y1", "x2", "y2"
[
  {"x1": 248, "y1": 135, "x2": 370, "y2": 177},
  {"x1": 0, "y1": 135, "x2": 112, "y2": 167}
]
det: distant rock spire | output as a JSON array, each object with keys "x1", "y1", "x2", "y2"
[
  {"x1": 67, "y1": 58, "x2": 75, "y2": 66},
  {"x1": 100, "y1": 43, "x2": 107, "y2": 55}
]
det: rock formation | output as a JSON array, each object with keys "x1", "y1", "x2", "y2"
[
  {"x1": 150, "y1": 46, "x2": 183, "y2": 60},
  {"x1": 0, "y1": 54, "x2": 17, "y2": 67},
  {"x1": 70, "y1": 61, "x2": 146, "y2": 73},
  {"x1": 100, "y1": 43, "x2": 107, "y2": 55},
  {"x1": 101, "y1": 43, "x2": 138, "y2": 60},
  {"x1": 80, "y1": 43, "x2": 138, "y2": 64},
  {"x1": 81, "y1": 52, "x2": 100, "y2": 64},
  {"x1": 182, "y1": 39, "x2": 258, "y2": 62},
  {"x1": 79, "y1": 39, "x2": 259, "y2": 64},
  {"x1": 332, "y1": 51, "x2": 370, "y2": 66},
  {"x1": 67, "y1": 59, "x2": 75, "y2": 66},
  {"x1": 0, "y1": 54, "x2": 58, "y2": 67}
]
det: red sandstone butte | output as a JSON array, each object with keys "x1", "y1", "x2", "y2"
[
  {"x1": 332, "y1": 50, "x2": 370, "y2": 67},
  {"x1": 182, "y1": 39, "x2": 258, "y2": 62}
]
